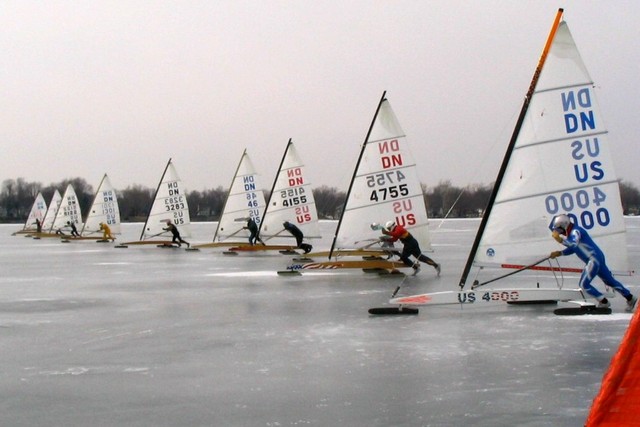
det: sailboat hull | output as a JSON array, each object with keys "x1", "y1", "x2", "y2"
[
  {"x1": 390, "y1": 288, "x2": 586, "y2": 306},
  {"x1": 287, "y1": 259, "x2": 407, "y2": 272}
]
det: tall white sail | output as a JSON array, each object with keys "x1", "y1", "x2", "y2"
[
  {"x1": 214, "y1": 150, "x2": 266, "y2": 242},
  {"x1": 260, "y1": 140, "x2": 320, "y2": 240},
  {"x1": 23, "y1": 192, "x2": 47, "y2": 231},
  {"x1": 471, "y1": 20, "x2": 630, "y2": 276},
  {"x1": 331, "y1": 93, "x2": 431, "y2": 255},
  {"x1": 52, "y1": 185, "x2": 83, "y2": 232},
  {"x1": 82, "y1": 174, "x2": 121, "y2": 236},
  {"x1": 42, "y1": 190, "x2": 62, "y2": 232},
  {"x1": 141, "y1": 159, "x2": 191, "y2": 240}
]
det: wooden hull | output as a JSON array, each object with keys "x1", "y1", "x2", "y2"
[
  {"x1": 120, "y1": 240, "x2": 176, "y2": 246},
  {"x1": 306, "y1": 249, "x2": 394, "y2": 259},
  {"x1": 286, "y1": 259, "x2": 406, "y2": 272},
  {"x1": 228, "y1": 244, "x2": 298, "y2": 252},
  {"x1": 192, "y1": 241, "x2": 247, "y2": 249}
]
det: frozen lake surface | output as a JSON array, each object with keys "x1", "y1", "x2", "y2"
[{"x1": 1, "y1": 218, "x2": 639, "y2": 426}]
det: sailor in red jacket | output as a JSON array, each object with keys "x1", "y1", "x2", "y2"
[{"x1": 380, "y1": 221, "x2": 440, "y2": 276}]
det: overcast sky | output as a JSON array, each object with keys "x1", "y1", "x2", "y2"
[{"x1": 3, "y1": 0, "x2": 639, "y2": 194}]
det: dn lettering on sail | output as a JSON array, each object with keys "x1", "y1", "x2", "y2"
[
  {"x1": 378, "y1": 140, "x2": 403, "y2": 169},
  {"x1": 167, "y1": 181, "x2": 180, "y2": 196},
  {"x1": 286, "y1": 168, "x2": 304, "y2": 186},
  {"x1": 562, "y1": 88, "x2": 596, "y2": 134},
  {"x1": 243, "y1": 176, "x2": 256, "y2": 191}
]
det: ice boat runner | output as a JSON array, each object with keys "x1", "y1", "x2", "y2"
[
  {"x1": 68, "y1": 174, "x2": 121, "y2": 242},
  {"x1": 386, "y1": 9, "x2": 633, "y2": 310},
  {"x1": 285, "y1": 91, "x2": 431, "y2": 274},
  {"x1": 13, "y1": 192, "x2": 47, "y2": 235},
  {"x1": 51, "y1": 184, "x2": 84, "y2": 238},
  {"x1": 118, "y1": 159, "x2": 191, "y2": 248},
  {"x1": 225, "y1": 139, "x2": 320, "y2": 254},
  {"x1": 194, "y1": 149, "x2": 266, "y2": 250}
]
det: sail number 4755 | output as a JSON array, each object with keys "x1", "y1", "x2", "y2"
[{"x1": 366, "y1": 171, "x2": 408, "y2": 202}]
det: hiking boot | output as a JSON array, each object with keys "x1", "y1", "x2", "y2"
[
  {"x1": 435, "y1": 264, "x2": 441, "y2": 276},
  {"x1": 626, "y1": 295, "x2": 638, "y2": 313},
  {"x1": 597, "y1": 299, "x2": 611, "y2": 309}
]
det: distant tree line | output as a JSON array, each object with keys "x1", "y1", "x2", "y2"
[{"x1": 1, "y1": 177, "x2": 640, "y2": 223}]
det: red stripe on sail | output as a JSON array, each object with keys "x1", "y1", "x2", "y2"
[{"x1": 500, "y1": 264, "x2": 583, "y2": 274}]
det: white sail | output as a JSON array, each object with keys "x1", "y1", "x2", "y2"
[
  {"x1": 332, "y1": 94, "x2": 431, "y2": 253},
  {"x1": 82, "y1": 174, "x2": 121, "y2": 236},
  {"x1": 260, "y1": 140, "x2": 320, "y2": 241},
  {"x1": 141, "y1": 159, "x2": 191, "y2": 240},
  {"x1": 42, "y1": 190, "x2": 62, "y2": 232},
  {"x1": 214, "y1": 150, "x2": 266, "y2": 242},
  {"x1": 52, "y1": 185, "x2": 83, "y2": 232},
  {"x1": 472, "y1": 20, "x2": 630, "y2": 275},
  {"x1": 23, "y1": 192, "x2": 47, "y2": 231}
]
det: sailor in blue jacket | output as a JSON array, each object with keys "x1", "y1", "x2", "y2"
[{"x1": 549, "y1": 214, "x2": 636, "y2": 312}]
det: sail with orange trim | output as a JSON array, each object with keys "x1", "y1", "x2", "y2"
[{"x1": 585, "y1": 310, "x2": 640, "y2": 426}]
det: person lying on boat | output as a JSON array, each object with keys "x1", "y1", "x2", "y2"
[
  {"x1": 282, "y1": 221, "x2": 313, "y2": 254},
  {"x1": 99, "y1": 222, "x2": 115, "y2": 242},
  {"x1": 163, "y1": 220, "x2": 190, "y2": 248},
  {"x1": 549, "y1": 214, "x2": 637, "y2": 312},
  {"x1": 244, "y1": 218, "x2": 265, "y2": 246},
  {"x1": 380, "y1": 221, "x2": 440, "y2": 276}
]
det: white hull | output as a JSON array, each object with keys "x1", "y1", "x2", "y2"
[{"x1": 390, "y1": 288, "x2": 587, "y2": 306}]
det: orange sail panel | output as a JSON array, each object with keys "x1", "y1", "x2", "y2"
[{"x1": 585, "y1": 309, "x2": 640, "y2": 426}]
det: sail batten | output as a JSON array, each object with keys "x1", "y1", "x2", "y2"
[{"x1": 513, "y1": 130, "x2": 608, "y2": 150}]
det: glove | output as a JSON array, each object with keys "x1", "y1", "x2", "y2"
[
  {"x1": 550, "y1": 251, "x2": 562, "y2": 259},
  {"x1": 551, "y1": 231, "x2": 563, "y2": 243},
  {"x1": 370, "y1": 222, "x2": 380, "y2": 230}
]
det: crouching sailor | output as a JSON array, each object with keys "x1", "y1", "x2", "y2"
[
  {"x1": 549, "y1": 214, "x2": 637, "y2": 312},
  {"x1": 379, "y1": 221, "x2": 440, "y2": 276}
]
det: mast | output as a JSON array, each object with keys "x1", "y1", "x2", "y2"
[
  {"x1": 329, "y1": 90, "x2": 387, "y2": 259},
  {"x1": 212, "y1": 149, "x2": 246, "y2": 242},
  {"x1": 140, "y1": 158, "x2": 172, "y2": 240},
  {"x1": 458, "y1": 8, "x2": 564, "y2": 289},
  {"x1": 259, "y1": 139, "x2": 292, "y2": 234}
]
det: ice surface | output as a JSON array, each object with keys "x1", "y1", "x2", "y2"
[{"x1": 1, "y1": 218, "x2": 638, "y2": 427}]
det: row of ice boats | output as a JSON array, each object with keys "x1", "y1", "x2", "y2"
[{"x1": 14, "y1": 9, "x2": 633, "y2": 307}]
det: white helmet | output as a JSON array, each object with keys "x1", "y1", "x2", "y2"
[
  {"x1": 551, "y1": 214, "x2": 572, "y2": 235},
  {"x1": 384, "y1": 221, "x2": 396, "y2": 232}
]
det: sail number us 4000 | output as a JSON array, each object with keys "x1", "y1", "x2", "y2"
[{"x1": 458, "y1": 290, "x2": 522, "y2": 304}]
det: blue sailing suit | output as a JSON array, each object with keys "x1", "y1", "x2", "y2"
[{"x1": 557, "y1": 224, "x2": 631, "y2": 300}]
